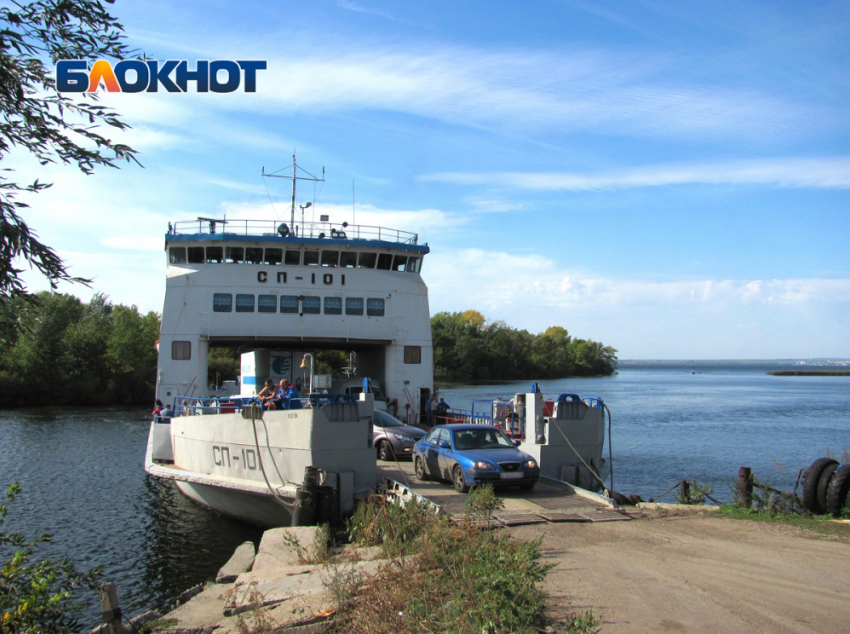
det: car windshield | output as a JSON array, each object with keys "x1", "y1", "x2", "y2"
[
  {"x1": 374, "y1": 411, "x2": 405, "y2": 428},
  {"x1": 452, "y1": 428, "x2": 514, "y2": 450}
]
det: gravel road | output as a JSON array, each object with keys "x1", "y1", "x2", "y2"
[{"x1": 512, "y1": 511, "x2": 850, "y2": 634}]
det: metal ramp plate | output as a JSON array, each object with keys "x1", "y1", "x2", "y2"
[
  {"x1": 534, "y1": 510, "x2": 592, "y2": 522},
  {"x1": 492, "y1": 512, "x2": 548, "y2": 526}
]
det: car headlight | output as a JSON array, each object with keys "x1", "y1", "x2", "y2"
[
  {"x1": 391, "y1": 433, "x2": 411, "y2": 442},
  {"x1": 527, "y1": 460, "x2": 537, "y2": 469},
  {"x1": 472, "y1": 461, "x2": 496, "y2": 470}
]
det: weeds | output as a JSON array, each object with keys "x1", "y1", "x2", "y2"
[
  {"x1": 331, "y1": 495, "x2": 552, "y2": 634},
  {"x1": 677, "y1": 479, "x2": 713, "y2": 505},
  {"x1": 565, "y1": 609, "x2": 601, "y2": 633},
  {"x1": 280, "y1": 523, "x2": 333, "y2": 564},
  {"x1": 234, "y1": 585, "x2": 278, "y2": 634},
  {"x1": 345, "y1": 494, "x2": 434, "y2": 558},
  {"x1": 464, "y1": 484, "x2": 505, "y2": 528}
]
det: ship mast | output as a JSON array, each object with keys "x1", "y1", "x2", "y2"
[{"x1": 261, "y1": 154, "x2": 325, "y2": 233}]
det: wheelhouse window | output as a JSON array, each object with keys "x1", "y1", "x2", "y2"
[
  {"x1": 321, "y1": 251, "x2": 339, "y2": 267},
  {"x1": 264, "y1": 248, "x2": 282, "y2": 265},
  {"x1": 404, "y1": 346, "x2": 421, "y2": 364},
  {"x1": 340, "y1": 251, "x2": 357, "y2": 268},
  {"x1": 280, "y1": 295, "x2": 299, "y2": 313},
  {"x1": 206, "y1": 246, "x2": 223, "y2": 263},
  {"x1": 169, "y1": 247, "x2": 186, "y2": 264},
  {"x1": 225, "y1": 247, "x2": 244, "y2": 263},
  {"x1": 284, "y1": 250, "x2": 301, "y2": 266},
  {"x1": 213, "y1": 293, "x2": 232, "y2": 312},
  {"x1": 258, "y1": 295, "x2": 277, "y2": 313},
  {"x1": 188, "y1": 247, "x2": 204, "y2": 263},
  {"x1": 376, "y1": 253, "x2": 392, "y2": 270},
  {"x1": 366, "y1": 298, "x2": 385, "y2": 316},
  {"x1": 303, "y1": 250, "x2": 320, "y2": 266},
  {"x1": 392, "y1": 255, "x2": 407, "y2": 272},
  {"x1": 245, "y1": 247, "x2": 263, "y2": 264},
  {"x1": 357, "y1": 252, "x2": 376, "y2": 268},
  {"x1": 345, "y1": 297, "x2": 364, "y2": 315},
  {"x1": 407, "y1": 256, "x2": 422, "y2": 273},
  {"x1": 302, "y1": 296, "x2": 321, "y2": 314},
  {"x1": 172, "y1": 341, "x2": 191, "y2": 360}
]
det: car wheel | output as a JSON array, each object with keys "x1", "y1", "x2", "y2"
[
  {"x1": 415, "y1": 457, "x2": 430, "y2": 481},
  {"x1": 378, "y1": 441, "x2": 394, "y2": 462},
  {"x1": 452, "y1": 465, "x2": 469, "y2": 493}
]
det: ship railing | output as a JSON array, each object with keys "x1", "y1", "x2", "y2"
[
  {"x1": 170, "y1": 219, "x2": 419, "y2": 245},
  {"x1": 169, "y1": 394, "x2": 361, "y2": 416},
  {"x1": 441, "y1": 399, "x2": 527, "y2": 439}
]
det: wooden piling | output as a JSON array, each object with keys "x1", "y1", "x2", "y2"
[
  {"x1": 99, "y1": 582, "x2": 124, "y2": 634},
  {"x1": 738, "y1": 467, "x2": 753, "y2": 507}
]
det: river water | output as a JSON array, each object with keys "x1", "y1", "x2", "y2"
[{"x1": 0, "y1": 363, "x2": 847, "y2": 629}]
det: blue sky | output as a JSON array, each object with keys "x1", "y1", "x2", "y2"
[{"x1": 17, "y1": 0, "x2": 850, "y2": 359}]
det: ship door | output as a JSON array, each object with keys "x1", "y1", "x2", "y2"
[{"x1": 419, "y1": 388, "x2": 430, "y2": 426}]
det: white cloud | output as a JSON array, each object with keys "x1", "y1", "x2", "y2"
[
  {"x1": 428, "y1": 249, "x2": 850, "y2": 308},
  {"x1": 421, "y1": 156, "x2": 850, "y2": 190}
]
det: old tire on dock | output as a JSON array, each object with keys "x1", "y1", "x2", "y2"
[
  {"x1": 378, "y1": 441, "x2": 394, "y2": 462},
  {"x1": 826, "y1": 464, "x2": 850, "y2": 517},
  {"x1": 802, "y1": 457, "x2": 838, "y2": 514},
  {"x1": 415, "y1": 457, "x2": 430, "y2": 481},
  {"x1": 817, "y1": 462, "x2": 840, "y2": 514},
  {"x1": 452, "y1": 465, "x2": 469, "y2": 493}
]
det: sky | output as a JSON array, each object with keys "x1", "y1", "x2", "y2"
[{"x1": 14, "y1": 0, "x2": 850, "y2": 359}]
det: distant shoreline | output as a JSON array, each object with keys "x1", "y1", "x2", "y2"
[{"x1": 768, "y1": 370, "x2": 850, "y2": 376}]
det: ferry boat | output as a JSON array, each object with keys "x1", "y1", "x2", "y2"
[{"x1": 144, "y1": 157, "x2": 434, "y2": 527}]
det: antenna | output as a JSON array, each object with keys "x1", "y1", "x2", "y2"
[{"x1": 261, "y1": 154, "x2": 325, "y2": 232}]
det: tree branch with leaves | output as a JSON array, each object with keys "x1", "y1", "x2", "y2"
[{"x1": 0, "y1": 0, "x2": 141, "y2": 318}]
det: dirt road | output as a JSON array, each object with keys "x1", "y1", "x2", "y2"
[{"x1": 512, "y1": 511, "x2": 850, "y2": 634}]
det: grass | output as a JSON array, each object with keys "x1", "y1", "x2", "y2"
[
  {"x1": 324, "y1": 486, "x2": 585, "y2": 634},
  {"x1": 718, "y1": 505, "x2": 850, "y2": 540}
]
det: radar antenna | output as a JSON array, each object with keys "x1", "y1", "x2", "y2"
[{"x1": 261, "y1": 154, "x2": 325, "y2": 235}]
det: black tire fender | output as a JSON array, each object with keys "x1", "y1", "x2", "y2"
[
  {"x1": 817, "y1": 462, "x2": 840, "y2": 515},
  {"x1": 802, "y1": 457, "x2": 838, "y2": 514},
  {"x1": 826, "y1": 464, "x2": 850, "y2": 517}
]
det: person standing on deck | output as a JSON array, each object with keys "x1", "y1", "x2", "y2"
[{"x1": 429, "y1": 394, "x2": 439, "y2": 426}]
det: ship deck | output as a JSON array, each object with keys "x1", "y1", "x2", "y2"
[{"x1": 376, "y1": 460, "x2": 629, "y2": 525}]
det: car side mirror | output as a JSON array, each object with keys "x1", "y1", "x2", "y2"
[
  {"x1": 514, "y1": 440, "x2": 521, "y2": 447},
  {"x1": 439, "y1": 441, "x2": 451, "y2": 449}
]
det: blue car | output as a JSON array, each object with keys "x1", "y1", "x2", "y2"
[{"x1": 413, "y1": 424, "x2": 540, "y2": 493}]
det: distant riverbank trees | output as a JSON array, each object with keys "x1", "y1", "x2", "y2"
[
  {"x1": 0, "y1": 292, "x2": 159, "y2": 407},
  {"x1": 431, "y1": 310, "x2": 617, "y2": 381}
]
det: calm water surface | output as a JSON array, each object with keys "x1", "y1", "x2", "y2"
[{"x1": 0, "y1": 364, "x2": 847, "y2": 629}]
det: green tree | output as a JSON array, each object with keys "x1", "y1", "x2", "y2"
[
  {"x1": 1, "y1": 482, "x2": 100, "y2": 633},
  {"x1": 106, "y1": 304, "x2": 159, "y2": 403},
  {"x1": 207, "y1": 347, "x2": 239, "y2": 387},
  {"x1": 0, "y1": 0, "x2": 139, "y2": 323},
  {"x1": 63, "y1": 293, "x2": 114, "y2": 402}
]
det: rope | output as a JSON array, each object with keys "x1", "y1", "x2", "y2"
[
  {"x1": 604, "y1": 403, "x2": 614, "y2": 491},
  {"x1": 550, "y1": 412, "x2": 609, "y2": 491},
  {"x1": 251, "y1": 410, "x2": 296, "y2": 509}
]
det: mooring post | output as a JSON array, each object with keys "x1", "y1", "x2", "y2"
[
  {"x1": 291, "y1": 465, "x2": 320, "y2": 526},
  {"x1": 738, "y1": 467, "x2": 753, "y2": 507},
  {"x1": 99, "y1": 582, "x2": 125, "y2": 634}
]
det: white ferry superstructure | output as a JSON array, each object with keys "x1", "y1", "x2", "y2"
[{"x1": 145, "y1": 177, "x2": 433, "y2": 527}]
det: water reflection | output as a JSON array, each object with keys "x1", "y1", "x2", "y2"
[{"x1": 133, "y1": 474, "x2": 263, "y2": 613}]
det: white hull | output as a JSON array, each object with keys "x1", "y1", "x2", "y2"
[{"x1": 144, "y1": 395, "x2": 377, "y2": 527}]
